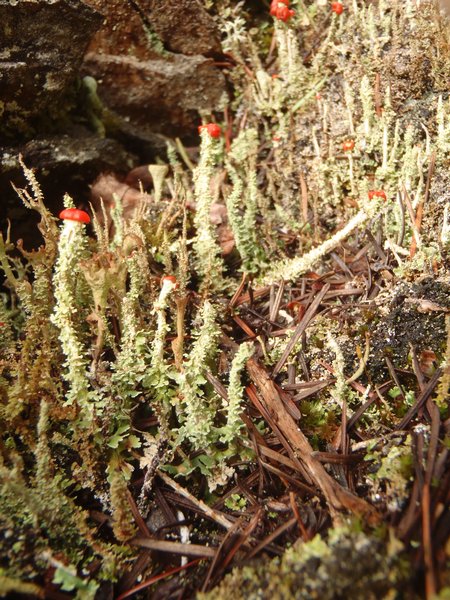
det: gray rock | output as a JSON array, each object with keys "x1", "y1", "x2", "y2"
[
  {"x1": 145, "y1": 0, "x2": 222, "y2": 56},
  {"x1": 0, "y1": 134, "x2": 137, "y2": 247},
  {"x1": 0, "y1": 0, "x2": 103, "y2": 137},
  {"x1": 83, "y1": 52, "x2": 227, "y2": 136},
  {"x1": 83, "y1": 0, "x2": 222, "y2": 58},
  {"x1": 82, "y1": 0, "x2": 227, "y2": 136}
]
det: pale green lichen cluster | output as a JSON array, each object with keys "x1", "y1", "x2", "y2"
[
  {"x1": 0, "y1": 149, "x2": 253, "y2": 590},
  {"x1": 199, "y1": 522, "x2": 410, "y2": 600},
  {"x1": 176, "y1": 300, "x2": 221, "y2": 448},
  {"x1": 213, "y1": 0, "x2": 449, "y2": 285},
  {"x1": 220, "y1": 341, "x2": 254, "y2": 443},
  {"x1": 226, "y1": 128, "x2": 266, "y2": 273},
  {"x1": 0, "y1": 399, "x2": 122, "y2": 591}
]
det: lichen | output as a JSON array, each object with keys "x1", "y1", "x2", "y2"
[
  {"x1": 198, "y1": 523, "x2": 411, "y2": 600},
  {"x1": 365, "y1": 434, "x2": 415, "y2": 513},
  {"x1": 1, "y1": 0, "x2": 449, "y2": 596},
  {"x1": 193, "y1": 128, "x2": 225, "y2": 292}
]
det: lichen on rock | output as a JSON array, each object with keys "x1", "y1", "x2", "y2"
[{"x1": 199, "y1": 523, "x2": 411, "y2": 600}]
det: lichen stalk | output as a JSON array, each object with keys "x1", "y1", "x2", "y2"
[
  {"x1": 263, "y1": 201, "x2": 380, "y2": 284},
  {"x1": 50, "y1": 210, "x2": 93, "y2": 417},
  {"x1": 220, "y1": 342, "x2": 253, "y2": 444},
  {"x1": 143, "y1": 276, "x2": 177, "y2": 433},
  {"x1": 113, "y1": 248, "x2": 149, "y2": 404},
  {"x1": 193, "y1": 129, "x2": 224, "y2": 292},
  {"x1": 226, "y1": 128, "x2": 265, "y2": 273},
  {"x1": 176, "y1": 300, "x2": 220, "y2": 449}
]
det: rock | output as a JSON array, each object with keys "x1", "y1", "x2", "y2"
[
  {"x1": 0, "y1": 0, "x2": 103, "y2": 138},
  {"x1": 83, "y1": 53, "x2": 227, "y2": 137},
  {"x1": 146, "y1": 0, "x2": 222, "y2": 56},
  {"x1": 0, "y1": 134, "x2": 137, "y2": 247},
  {"x1": 82, "y1": 0, "x2": 156, "y2": 59},
  {"x1": 84, "y1": 0, "x2": 222, "y2": 58},
  {"x1": 82, "y1": 0, "x2": 227, "y2": 136},
  {"x1": 11, "y1": 135, "x2": 135, "y2": 175}
]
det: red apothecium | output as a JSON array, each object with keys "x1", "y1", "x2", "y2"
[
  {"x1": 161, "y1": 275, "x2": 177, "y2": 285},
  {"x1": 331, "y1": 2, "x2": 344, "y2": 15},
  {"x1": 368, "y1": 190, "x2": 387, "y2": 201},
  {"x1": 270, "y1": 0, "x2": 289, "y2": 16},
  {"x1": 342, "y1": 140, "x2": 355, "y2": 152},
  {"x1": 272, "y1": 4, "x2": 295, "y2": 22},
  {"x1": 59, "y1": 208, "x2": 90, "y2": 224},
  {"x1": 198, "y1": 123, "x2": 222, "y2": 138}
]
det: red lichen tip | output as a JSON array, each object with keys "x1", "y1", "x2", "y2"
[
  {"x1": 286, "y1": 300, "x2": 301, "y2": 311},
  {"x1": 331, "y1": 2, "x2": 344, "y2": 15},
  {"x1": 270, "y1": 0, "x2": 289, "y2": 15},
  {"x1": 342, "y1": 139, "x2": 355, "y2": 152},
  {"x1": 59, "y1": 208, "x2": 90, "y2": 224},
  {"x1": 198, "y1": 123, "x2": 222, "y2": 139},
  {"x1": 368, "y1": 190, "x2": 387, "y2": 201},
  {"x1": 161, "y1": 275, "x2": 178, "y2": 289},
  {"x1": 272, "y1": 4, "x2": 295, "y2": 22}
]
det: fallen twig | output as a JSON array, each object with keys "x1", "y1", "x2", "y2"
[
  {"x1": 247, "y1": 358, "x2": 380, "y2": 523},
  {"x1": 272, "y1": 283, "x2": 330, "y2": 376},
  {"x1": 157, "y1": 471, "x2": 235, "y2": 531},
  {"x1": 131, "y1": 538, "x2": 216, "y2": 558},
  {"x1": 396, "y1": 368, "x2": 443, "y2": 430},
  {"x1": 115, "y1": 558, "x2": 202, "y2": 600}
]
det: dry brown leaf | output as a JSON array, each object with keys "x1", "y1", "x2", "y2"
[{"x1": 90, "y1": 173, "x2": 152, "y2": 229}]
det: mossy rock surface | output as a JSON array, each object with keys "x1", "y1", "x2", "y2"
[{"x1": 199, "y1": 526, "x2": 412, "y2": 600}]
